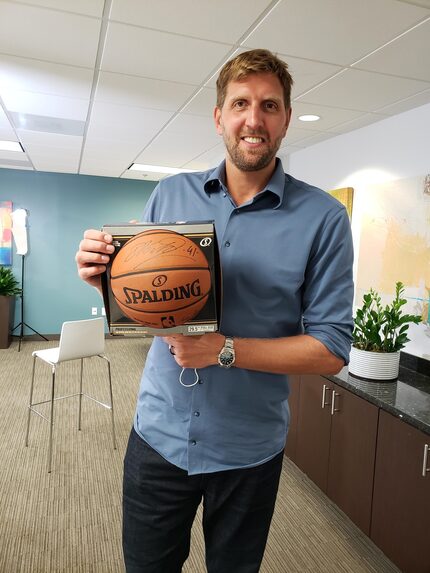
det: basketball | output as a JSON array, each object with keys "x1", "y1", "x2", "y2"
[{"x1": 110, "y1": 229, "x2": 212, "y2": 328}]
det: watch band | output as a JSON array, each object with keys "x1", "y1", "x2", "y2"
[{"x1": 218, "y1": 336, "x2": 235, "y2": 368}]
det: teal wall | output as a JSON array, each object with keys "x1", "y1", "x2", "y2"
[{"x1": 0, "y1": 168, "x2": 156, "y2": 334}]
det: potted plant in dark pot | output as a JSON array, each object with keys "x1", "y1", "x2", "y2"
[
  {"x1": 349, "y1": 282, "x2": 422, "y2": 381},
  {"x1": 0, "y1": 265, "x2": 22, "y2": 349}
]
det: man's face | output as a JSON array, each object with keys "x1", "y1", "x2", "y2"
[{"x1": 214, "y1": 73, "x2": 291, "y2": 172}]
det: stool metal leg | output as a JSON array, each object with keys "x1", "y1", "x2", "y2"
[
  {"x1": 25, "y1": 355, "x2": 37, "y2": 447},
  {"x1": 102, "y1": 355, "x2": 116, "y2": 450},
  {"x1": 78, "y1": 358, "x2": 83, "y2": 430},
  {"x1": 47, "y1": 365, "x2": 56, "y2": 473}
]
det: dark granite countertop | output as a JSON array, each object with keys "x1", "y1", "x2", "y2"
[{"x1": 324, "y1": 366, "x2": 430, "y2": 436}]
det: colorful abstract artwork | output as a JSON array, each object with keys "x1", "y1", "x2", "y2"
[
  {"x1": 355, "y1": 174, "x2": 430, "y2": 357},
  {"x1": 0, "y1": 201, "x2": 13, "y2": 265}
]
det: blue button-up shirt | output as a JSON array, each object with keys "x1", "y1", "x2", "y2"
[{"x1": 134, "y1": 159, "x2": 353, "y2": 475}]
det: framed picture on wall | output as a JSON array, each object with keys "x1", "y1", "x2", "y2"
[{"x1": 329, "y1": 187, "x2": 354, "y2": 219}]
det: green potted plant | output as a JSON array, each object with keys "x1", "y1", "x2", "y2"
[
  {"x1": 349, "y1": 282, "x2": 422, "y2": 381},
  {"x1": 0, "y1": 265, "x2": 22, "y2": 349}
]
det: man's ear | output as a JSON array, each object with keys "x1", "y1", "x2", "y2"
[{"x1": 214, "y1": 106, "x2": 223, "y2": 135}]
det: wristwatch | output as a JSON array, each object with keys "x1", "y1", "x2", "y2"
[{"x1": 218, "y1": 336, "x2": 235, "y2": 368}]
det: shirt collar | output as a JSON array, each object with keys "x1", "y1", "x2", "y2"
[{"x1": 204, "y1": 158, "x2": 285, "y2": 209}]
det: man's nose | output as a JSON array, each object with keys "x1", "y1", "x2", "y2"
[{"x1": 245, "y1": 104, "x2": 264, "y2": 129}]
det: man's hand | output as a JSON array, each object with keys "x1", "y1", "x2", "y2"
[
  {"x1": 162, "y1": 333, "x2": 225, "y2": 369},
  {"x1": 75, "y1": 229, "x2": 115, "y2": 289}
]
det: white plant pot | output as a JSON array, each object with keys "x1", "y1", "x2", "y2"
[{"x1": 348, "y1": 346, "x2": 400, "y2": 382}]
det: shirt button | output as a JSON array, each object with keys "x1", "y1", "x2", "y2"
[
  {"x1": 194, "y1": 411, "x2": 200, "y2": 417},
  {"x1": 225, "y1": 241, "x2": 230, "y2": 247},
  {"x1": 191, "y1": 440, "x2": 197, "y2": 446},
  {"x1": 223, "y1": 193, "x2": 227, "y2": 197},
  {"x1": 235, "y1": 209, "x2": 240, "y2": 214},
  {"x1": 198, "y1": 379, "x2": 204, "y2": 384}
]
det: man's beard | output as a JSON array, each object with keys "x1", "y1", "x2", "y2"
[{"x1": 223, "y1": 132, "x2": 283, "y2": 172}]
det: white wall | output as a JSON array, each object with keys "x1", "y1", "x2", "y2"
[
  {"x1": 287, "y1": 102, "x2": 430, "y2": 360},
  {"x1": 287, "y1": 102, "x2": 430, "y2": 190}
]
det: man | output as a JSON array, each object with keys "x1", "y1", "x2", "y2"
[{"x1": 76, "y1": 49, "x2": 354, "y2": 573}]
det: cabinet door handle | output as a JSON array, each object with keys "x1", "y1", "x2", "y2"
[
  {"x1": 422, "y1": 444, "x2": 430, "y2": 478},
  {"x1": 331, "y1": 390, "x2": 340, "y2": 415},
  {"x1": 321, "y1": 384, "x2": 331, "y2": 408}
]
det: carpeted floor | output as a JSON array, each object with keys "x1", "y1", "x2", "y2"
[{"x1": 0, "y1": 337, "x2": 400, "y2": 573}]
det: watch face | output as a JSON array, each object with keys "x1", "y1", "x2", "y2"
[
  {"x1": 218, "y1": 337, "x2": 235, "y2": 368},
  {"x1": 219, "y1": 349, "x2": 234, "y2": 367}
]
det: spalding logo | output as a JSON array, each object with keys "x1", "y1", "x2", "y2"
[
  {"x1": 123, "y1": 279, "x2": 202, "y2": 304},
  {"x1": 200, "y1": 237, "x2": 212, "y2": 247}
]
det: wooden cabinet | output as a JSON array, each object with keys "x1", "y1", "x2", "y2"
[
  {"x1": 294, "y1": 375, "x2": 379, "y2": 534},
  {"x1": 326, "y1": 382, "x2": 379, "y2": 534},
  {"x1": 295, "y1": 375, "x2": 332, "y2": 491},
  {"x1": 371, "y1": 410, "x2": 430, "y2": 573},
  {"x1": 284, "y1": 375, "x2": 300, "y2": 460}
]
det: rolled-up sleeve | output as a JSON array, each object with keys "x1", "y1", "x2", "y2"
[{"x1": 302, "y1": 206, "x2": 354, "y2": 364}]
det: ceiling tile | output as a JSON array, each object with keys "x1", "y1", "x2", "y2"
[
  {"x1": 182, "y1": 142, "x2": 225, "y2": 170},
  {"x1": 87, "y1": 101, "x2": 174, "y2": 142},
  {"x1": 328, "y1": 112, "x2": 389, "y2": 134},
  {"x1": 17, "y1": 131, "x2": 82, "y2": 172},
  {"x1": 290, "y1": 102, "x2": 364, "y2": 131},
  {"x1": 110, "y1": 0, "x2": 272, "y2": 44},
  {"x1": 1, "y1": 0, "x2": 430, "y2": 177},
  {"x1": 298, "y1": 68, "x2": 430, "y2": 111},
  {"x1": 375, "y1": 88, "x2": 430, "y2": 115},
  {"x1": 2, "y1": 89, "x2": 89, "y2": 121},
  {"x1": 121, "y1": 169, "x2": 168, "y2": 182},
  {"x1": 278, "y1": 143, "x2": 307, "y2": 156},
  {"x1": 292, "y1": 132, "x2": 336, "y2": 147},
  {"x1": 80, "y1": 153, "x2": 132, "y2": 175},
  {"x1": 398, "y1": 0, "x2": 430, "y2": 8},
  {"x1": 0, "y1": 126, "x2": 17, "y2": 140},
  {"x1": 0, "y1": 160, "x2": 33, "y2": 170},
  {"x1": 96, "y1": 72, "x2": 196, "y2": 111},
  {"x1": 204, "y1": 49, "x2": 342, "y2": 96},
  {"x1": 164, "y1": 113, "x2": 220, "y2": 141},
  {"x1": 82, "y1": 137, "x2": 144, "y2": 162},
  {"x1": 0, "y1": 106, "x2": 16, "y2": 138},
  {"x1": 17, "y1": 130, "x2": 83, "y2": 149},
  {"x1": 0, "y1": 2, "x2": 101, "y2": 67},
  {"x1": 0, "y1": 150, "x2": 29, "y2": 162},
  {"x1": 287, "y1": 56, "x2": 342, "y2": 99},
  {"x1": 101, "y1": 23, "x2": 232, "y2": 84},
  {"x1": 135, "y1": 131, "x2": 218, "y2": 169},
  {"x1": 81, "y1": 166, "x2": 126, "y2": 177},
  {"x1": 243, "y1": 0, "x2": 430, "y2": 65},
  {"x1": 12, "y1": 113, "x2": 85, "y2": 136},
  {"x1": 138, "y1": 112, "x2": 220, "y2": 167},
  {"x1": 0, "y1": 55, "x2": 94, "y2": 99},
  {"x1": 354, "y1": 20, "x2": 430, "y2": 82},
  {"x1": 284, "y1": 126, "x2": 323, "y2": 145},
  {"x1": 12, "y1": 0, "x2": 105, "y2": 17},
  {"x1": 182, "y1": 87, "x2": 217, "y2": 117}
]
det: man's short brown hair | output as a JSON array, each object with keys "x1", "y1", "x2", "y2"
[{"x1": 216, "y1": 49, "x2": 293, "y2": 111}]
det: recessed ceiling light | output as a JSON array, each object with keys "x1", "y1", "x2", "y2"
[
  {"x1": 0, "y1": 140, "x2": 24, "y2": 152},
  {"x1": 129, "y1": 163, "x2": 197, "y2": 175},
  {"x1": 298, "y1": 114, "x2": 321, "y2": 122}
]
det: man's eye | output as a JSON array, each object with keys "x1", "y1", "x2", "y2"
[
  {"x1": 265, "y1": 102, "x2": 278, "y2": 110},
  {"x1": 234, "y1": 101, "x2": 246, "y2": 108}
]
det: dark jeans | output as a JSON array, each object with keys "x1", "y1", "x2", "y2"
[{"x1": 123, "y1": 427, "x2": 284, "y2": 573}]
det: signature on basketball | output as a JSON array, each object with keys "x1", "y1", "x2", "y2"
[{"x1": 123, "y1": 238, "x2": 195, "y2": 267}]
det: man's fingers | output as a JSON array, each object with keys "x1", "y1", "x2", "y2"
[
  {"x1": 79, "y1": 237, "x2": 115, "y2": 255},
  {"x1": 78, "y1": 264, "x2": 107, "y2": 280},
  {"x1": 75, "y1": 247, "x2": 111, "y2": 265},
  {"x1": 83, "y1": 229, "x2": 113, "y2": 243}
]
